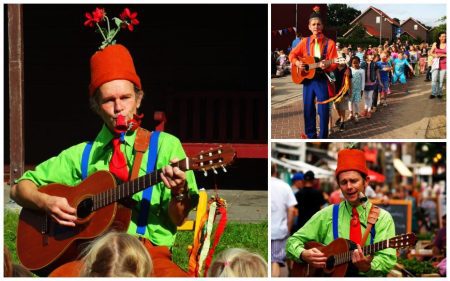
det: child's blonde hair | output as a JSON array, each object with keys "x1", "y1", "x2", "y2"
[
  {"x1": 80, "y1": 232, "x2": 153, "y2": 277},
  {"x1": 207, "y1": 248, "x2": 268, "y2": 277}
]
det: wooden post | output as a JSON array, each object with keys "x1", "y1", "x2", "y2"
[{"x1": 8, "y1": 4, "x2": 25, "y2": 185}]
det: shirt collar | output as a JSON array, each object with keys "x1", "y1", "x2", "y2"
[
  {"x1": 94, "y1": 124, "x2": 138, "y2": 150},
  {"x1": 310, "y1": 34, "x2": 324, "y2": 40},
  {"x1": 343, "y1": 200, "x2": 371, "y2": 217}
]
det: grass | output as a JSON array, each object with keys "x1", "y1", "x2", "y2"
[{"x1": 5, "y1": 209, "x2": 268, "y2": 272}]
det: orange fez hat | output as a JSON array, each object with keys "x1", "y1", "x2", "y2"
[
  {"x1": 89, "y1": 44, "x2": 141, "y2": 96},
  {"x1": 335, "y1": 149, "x2": 368, "y2": 177}
]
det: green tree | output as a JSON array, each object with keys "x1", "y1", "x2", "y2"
[
  {"x1": 327, "y1": 4, "x2": 361, "y2": 37},
  {"x1": 428, "y1": 16, "x2": 446, "y2": 44}
]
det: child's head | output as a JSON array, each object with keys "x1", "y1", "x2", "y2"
[
  {"x1": 80, "y1": 232, "x2": 153, "y2": 277},
  {"x1": 380, "y1": 51, "x2": 388, "y2": 62},
  {"x1": 207, "y1": 248, "x2": 267, "y2": 277},
  {"x1": 398, "y1": 51, "x2": 404, "y2": 59},
  {"x1": 364, "y1": 50, "x2": 374, "y2": 61},
  {"x1": 351, "y1": 56, "x2": 360, "y2": 69}
]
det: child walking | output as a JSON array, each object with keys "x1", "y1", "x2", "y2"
[
  {"x1": 392, "y1": 51, "x2": 414, "y2": 94},
  {"x1": 349, "y1": 56, "x2": 365, "y2": 122},
  {"x1": 376, "y1": 51, "x2": 392, "y2": 106},
  {"x1": 332, "y1": 58, "x2": 352, "y2": 131},
  {"x1": 360, "y1": 51, "x2": 378, "y2": 118}
]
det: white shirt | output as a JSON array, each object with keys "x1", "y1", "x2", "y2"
[{"x1": 271, "y1": 177, "x2": 298, "y2": 240}]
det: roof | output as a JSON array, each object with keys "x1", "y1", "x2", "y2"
[
  {"x1": 401, "y1": 17, "x2": 429, "y2": 31},
  {"x1": 350, "y1": 6, "x2": 400, "y2": 27},
  {"x1": 342, "y1": 24, "x2": 380, "y2": 38},
  {"x1": 400, "y1": 30, "x2": 417, "y2": 39}
]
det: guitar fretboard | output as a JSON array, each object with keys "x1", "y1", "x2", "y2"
[
  {"x1": 307, "y1": 59, "x2": 334, "y2": 70},
  {"x1": 333, "y1": 240, "x2": 389, "y2": 266},
  {"x1": 91, "y1": 159, "x2": 188, "y2": 210}
]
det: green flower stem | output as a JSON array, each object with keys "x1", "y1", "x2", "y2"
[
  {"x1": 109, "y1": 25, "x2": 122, "y2": 43},
  {"x1": 104, "y1": 15, "x2": 111, "y2": 39},
  {"x1": 96, "y1": 22, "x2": 107, "y2": 41}
]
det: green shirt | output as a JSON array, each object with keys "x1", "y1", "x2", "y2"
[
  {"x1": 18, "y1": 125, "x2": 198, "y2": 247},
  {"x1": 286, "y1": 201, "x2": 396, "y2": 276}
]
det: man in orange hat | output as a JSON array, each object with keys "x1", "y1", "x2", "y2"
[
  {"x1": 11, "y1": 43, "x2": 198, "y2": 277},
  {"x1": 286, "y1": 149, "x2": 396, "y2": 276},
  {"x1": 289, "y1": 6, "x2": 338, "y2": 139}
]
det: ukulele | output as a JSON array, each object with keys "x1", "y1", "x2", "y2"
[
  {"x1": 16, "y1": 146, "x2": 236, "y2": 276},
  {"x1": 291, "y1": 56, "x2": 345, "y2": 84},
  {"x1": 291, "y1": 233, "x2": 417, "y2": 277}
]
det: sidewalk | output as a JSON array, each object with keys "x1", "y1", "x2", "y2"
[
  {"x1": 4, "y1": 184, "x2": 267, "y2": 223},
  {"x1": 272, "y1": 73, "x2": 446, "y2": 139}
]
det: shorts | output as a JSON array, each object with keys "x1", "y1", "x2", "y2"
[
  {"x1": 380, "y1": 80, "x2": 390, "y2": 92},
  {"x1": 393, "y1": 72, "x2": 407, "y2": 84},
  {"x1": 271, "y1": 238, "x2": 288, "y2": 265}
]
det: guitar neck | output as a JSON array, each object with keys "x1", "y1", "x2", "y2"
[
  {"x1": 92, "y1": 158, "x2": 189, "y2": 210},
  {"x1": 308, "y1": 59, "x2": 334, "y2": 70},
  {"x1": 334, "y1": 240, "x2": 389, "y2": 266}
]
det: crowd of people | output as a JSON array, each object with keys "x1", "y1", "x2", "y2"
[{"x1": 272, "y1": 32, "x2": 446, "y2": 135}]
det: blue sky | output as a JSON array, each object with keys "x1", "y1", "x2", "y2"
[{"x1": 348, "y1": 4, "x2": 446, "y2": 27}]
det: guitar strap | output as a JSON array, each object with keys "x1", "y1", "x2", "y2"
[
  {"x1": 131, "y1": 127, "x2": 151, "y2": 180},
  {"x1": 361, "y1": 205, "x2": 380, "y2": 246}
]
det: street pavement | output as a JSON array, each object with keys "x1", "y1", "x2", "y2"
[
  {"x1": 4, "y1": 184, "x2": 267, "y2": 223},
  {"x1": 272, "y1": 73, "x2": 446, "y2": 139}
]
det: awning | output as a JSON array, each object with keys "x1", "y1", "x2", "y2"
[
  {"x1": 393, "y1": 158, "x2": 413, "y2": 177},
  {"x1": 271, "y1": 158, "x2": 334, "y2": 179},
  {"x1": 368, "y1": 169, "x2": 385, "y2": 183}
]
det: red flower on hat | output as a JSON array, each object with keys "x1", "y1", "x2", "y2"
[
  {"x1": 84, "y1": 7, "x2": 105, "y2": 27},
  {"x1": 313, "y1": 6, "x2": 320, "y2": 13},
  {"x1": 120, "y1": 8, "x2": 139, "y2": 32}
]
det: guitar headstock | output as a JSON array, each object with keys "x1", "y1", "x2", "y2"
[
  {"x1": 389, "y1": 233, "x2": 417, "y2": 249},
  {"x1": 188, "y1": 145, "x2": 236, "y2": 176}
]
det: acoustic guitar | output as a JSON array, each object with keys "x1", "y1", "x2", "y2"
[
  {"x1": 16, "y1": 146, "x2": 236, "y2": 276},
  {"x1": 291, "y1": 56, "x2": 345, "y2": 84},
  {"x1": 290, "y1": 233, "x2": 417, "y2": 277}
]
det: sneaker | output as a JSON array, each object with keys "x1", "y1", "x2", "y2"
[
  {"x1": 371, "y1": 107, "x2": 377, "y2": 113},
  {"x1": 429, "y1": 95, "x2": 436, "y2": 99},
  {"x1": 360, "y1": 110, "x2": 367, "y2": 117},
  {"x1": 347, "y1": 115, "x2": 354, "y2": 121},
  {"x1": 339, "y1": 122, "x2": 345, "y2": 132},
  {"x1": 355, "y1": 114, "x2": 359, "y2": 123},
  {"x1": 438, "y1": 95, "x2": 443, "y2": 99},
  {"x1": 367, "y1": 111, "x2": 372, "y2": 119},
  {"x1": 335, "y1": 118, "x2": 342, "y2": 126}
]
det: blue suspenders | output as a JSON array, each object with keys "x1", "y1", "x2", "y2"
[
  {"x1": 80, "y1": 131, "x2": 161, "y2": 236},
  {"x1": 136, "y1": 131, "x2": 160, "y2": 235},
  {"x1": 306, "y1": 37, "x2": 329, "y2": 58},
  {"x1": 332, "y1": 204, "x2": 376, "y2": 244}
]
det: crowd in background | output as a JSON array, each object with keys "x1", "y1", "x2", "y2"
[{"x1": 272, "y1": 33, "x2": 446, "y2": 134}]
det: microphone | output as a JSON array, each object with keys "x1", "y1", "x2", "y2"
[{"x1": 359, "y1": 192, "x2": 368, "y2": 203}]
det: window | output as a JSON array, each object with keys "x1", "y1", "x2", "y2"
[{"x1": 414, "y1": 24, "x2": 418, "y2": 30}]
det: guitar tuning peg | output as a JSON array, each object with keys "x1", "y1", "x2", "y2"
[
  {"x1": 221, "y1": 165, "x2": 227, "y2": 173},
  {"x1": 203, "y1": 169, "x2": 208, "y2": 177},
  {"x1": 212, "y1": 167, "x2": 218, "y2": 174}
]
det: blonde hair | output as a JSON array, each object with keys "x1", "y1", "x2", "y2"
[
  {"x1": 207, "y1": 248, "x2": 268, "y2": 277},
  {"x1": 80, "y1": 232, "x2": 153, "y2": 277}
]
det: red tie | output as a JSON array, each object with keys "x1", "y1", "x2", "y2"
[
  {"x1": 109, "y1": 136, "x2": 129, "y2": 182},
  {"x1": 350, "y1": 207, "x2": 362, "y2": 245}
]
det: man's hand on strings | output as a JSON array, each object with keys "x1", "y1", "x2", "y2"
[{"x1": 161, "y1": 158, "x2": 187, "y2": 195}]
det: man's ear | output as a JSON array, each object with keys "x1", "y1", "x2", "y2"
[{"x1": 136, "y1": 90, "x2": 144, "y2": 109}]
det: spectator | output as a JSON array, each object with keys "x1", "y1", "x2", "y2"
[
  {"x1": 271, "y1": 164, "x2": 297, "y2": 277},
  {"x1": 80, "y1": 232, "x2": 153, "y2": 277},
  {"x1": 207, "y1": 248, "x2": 268, "y2": 277}
]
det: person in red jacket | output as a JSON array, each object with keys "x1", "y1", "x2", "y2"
[{"x1": 289, "y1": 6, "x2": 337, "y2": 139}]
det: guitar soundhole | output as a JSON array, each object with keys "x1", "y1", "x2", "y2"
[
  {"x1": 304, "y1": 65, "x2": 310, "y2": 71},
  {"x1": 326, "y1": 255, "x2": 335, "y2": 270},
  {"x1": 77, "y1": 198, "x2": 94, "y2": 219}
]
